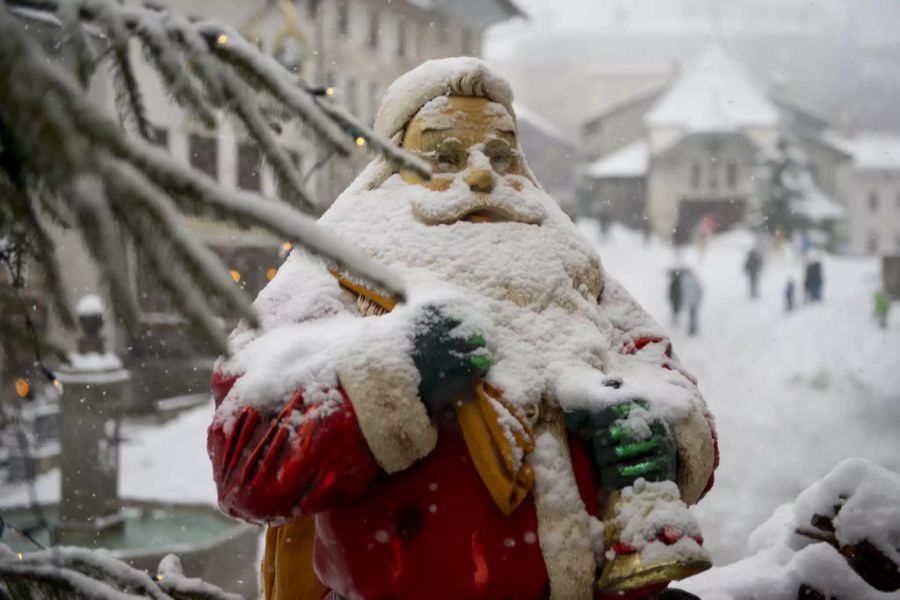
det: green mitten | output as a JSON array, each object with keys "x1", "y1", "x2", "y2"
[
  {"x1": 565, "y1": 399, "x2": 677, "y2": 494},
  {"x1": 411, "y1": 305, "x2": 491, "y2": 414}
]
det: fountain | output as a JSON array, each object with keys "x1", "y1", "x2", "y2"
[{"x1": 1, "y1": 296, "x2": 260, "y2": 597}]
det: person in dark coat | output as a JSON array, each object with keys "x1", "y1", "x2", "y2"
[
  {"x1": 743, "y1": 248, "x2": 762, "y2": 299},
  {"x1": 804, "y1": 259, "x2": 824, "y2": 303},
  {"x1": 668, "y1": 268, "x2": 683, "y2": 325},
  {"x1": 784, "y1": 279, "x2": 795, "y2": 312}
]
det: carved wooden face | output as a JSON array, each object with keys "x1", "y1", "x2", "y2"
[{"x1": 399, "y1": 96, "x2": 524, "y2": 216}]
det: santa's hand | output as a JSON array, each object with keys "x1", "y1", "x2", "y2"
[
  {"x1": 565, "y1": 399, "x2": 677, "y2": 494},
  {"x1": 412, "y1": 305, "x2": 491, "y2": 414}
]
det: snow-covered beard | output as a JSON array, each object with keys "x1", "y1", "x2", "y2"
[{"x1": 319, "y1": 173, "x2": 612, "y2": 405}]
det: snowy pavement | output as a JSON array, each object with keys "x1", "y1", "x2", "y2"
[
  {"x1": 587, "y1": 224, "x2": 900, "y2": 564},
  {"x1": 3, "y1": 224, "x2": 899, "y2": 569}
]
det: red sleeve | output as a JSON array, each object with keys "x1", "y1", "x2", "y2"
[{"x1": 208, "y1": 370, "x2": 380, "y2": 523}]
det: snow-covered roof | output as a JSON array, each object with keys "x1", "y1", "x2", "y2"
[
  {"x1": 844, "y1": 133, "x2": 900, "y2": 170},
  {"x1": 587, "y1": 140, "x2": 649, "y2": 178},
  {"x1": 644, "y1": 44, "x2": 780, "y2": 133},
  {"x1": 514, "y1": 103, "x2": 573, "y2": 146},
  {"x1": 794, "y1": 186, "x2": 844, "y2": 222}
]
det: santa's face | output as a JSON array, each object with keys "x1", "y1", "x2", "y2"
[{"x1": 398, "y1": 96, "x2": 538, "y2": 225}]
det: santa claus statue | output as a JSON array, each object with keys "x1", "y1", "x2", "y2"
[{"x1": 208, "y1": 58, "x2": 718, "y2": 600}]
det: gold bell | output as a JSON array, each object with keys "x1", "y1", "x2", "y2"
[{"x1": 597, "y1": 490, "x2": 712, "y2": 595}]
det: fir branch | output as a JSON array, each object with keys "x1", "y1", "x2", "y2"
[
  {"x1": 114, "y1": 204, "x2": 228, "y2": 352},
  {"x1": 97, "y1": 157, "x2": 256, "y2": 328},
  {"x1": 57, "y1": 0, "x2": 95, "y2": 88},
  {"x1": 69, "y1": 175, "x2": 139, "y2": 328},
  {"x1": 201, "y1": 23, "x2": 354, "y2": 157},
  {"x1": 133, "y1": 18, "x2": 216, "y2": 130},
  {"x1": 95, "y1": 2, "x2": 152, "y2": 140},
  {"x1": 216, "y1": 67, "x2": 318, "y2": 214}
]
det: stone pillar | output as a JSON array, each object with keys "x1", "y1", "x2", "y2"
[{"x1": 55, "y1": 296, "x2": 130, "y2": 545}]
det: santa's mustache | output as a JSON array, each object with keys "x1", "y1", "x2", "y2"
[{"x1": 410, "y1": 178, "x2": 547, "y2": 226}]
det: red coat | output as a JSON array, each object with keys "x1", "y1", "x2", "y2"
[{"x1": 208, "y1": 337, "x2": 717, "y2": 600}]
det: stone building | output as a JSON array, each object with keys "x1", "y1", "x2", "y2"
[{"x1": 579, "y1": 42, "x2": 849, "y2": 244}]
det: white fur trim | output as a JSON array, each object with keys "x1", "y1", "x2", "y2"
[
  {"x1": 671, "y1": 406, "x2": 715, "y2": 505},
  {"x1": 334, "y1": 327, "x2": 437, "y2": 474}
]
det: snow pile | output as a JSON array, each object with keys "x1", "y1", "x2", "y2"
[
  {"x1": 681, "y1": 458, "x2": 900, "y2": 600},
  {"x1": 65, "y1": 352, "x2": 123, "y2": 372},
  {"x1": 609, "y1": 479, "x2": 709, "y2": 565},
  {"x1": 75, "y1": 294, "x2": 104, "y2": 316}
]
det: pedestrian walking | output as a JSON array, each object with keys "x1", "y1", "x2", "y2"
[
  {"x1": 785, "y1": 279, "x2": 795, "y2": 312},
  {"x1": 874, "y1": 289, "x2": 891, "y2": 329},
  {"x1": 744, "y1": 248, "x2": 762, "y2": 299},
  {"x1": 681, "y1": 269, "x2": 703, "y2": 336},
  {"x1": 668, "y1": 268, "x2": 683, "y2": 326}
]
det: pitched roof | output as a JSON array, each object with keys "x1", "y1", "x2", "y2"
[
  {"x1": 644, "y1": 43, "x2": 779, "y2": 132},
  {"x1": 587, "y1": 140, "x2": 649, "y2": 178}
]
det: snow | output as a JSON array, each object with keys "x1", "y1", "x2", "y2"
[
  {"x1": 587, "y1": 140, "x2": 649, "y2": 178},
  {"x1": 845, "y1": 132, "x2": 900, "y2": 170},
  {"x1": 64, "y1": 352, "x2": 123, "y2": 372},
  {"x1": 644, "y1": 44, "x2": 780, "y2": 133},
  {"x1": 681, "y1": 458, "x2": 900, "y2": 600},
  {"x1": 3, "y1": 219, "x2": 899, "y2": 597},
  {"x1": 76, "y1": 294, "x2": 104, "y2": 316},
  {"x1": 582, "y1": 223, "x2": 900, "y2": 567}
]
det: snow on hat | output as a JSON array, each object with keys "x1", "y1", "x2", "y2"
[{"x1": 373, "y1": 57, "x2": 517, "y2": 140}]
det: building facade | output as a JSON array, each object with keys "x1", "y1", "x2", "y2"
[{"x1": 579, "y1": 42, "x2": 850, "y2": 245}]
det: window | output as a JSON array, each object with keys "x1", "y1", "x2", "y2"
[
  {"x1": 368, "y1": 10, "x2": 380, "y2": 49},
  {"x1": 188, "y1": 133, "x2": 218, "y2": 180},
  {"x1": 869, "y1": 191, "x2": 879, "y2": 212},
  {"x1": 397, "y1": 19, "x2": 406, "y2": 57},
  {"x1": 727, "y1": 160, "x2": 738, "y2": 189},
  {"x1": 307, "y1": 0, "x2": 320, "y2": 18},
  {"x1": 236, "y1": 142, "x2": 261, "y2": 192},
  {"x1": 708, "y1": 156, "x2": 719, "y2": 190},
  {"x1": 336, "y1": 0, "x2": 349, "y2": 37},
  {"x1": 691, "y1": 161, "x2": 701, "y2": 188}
]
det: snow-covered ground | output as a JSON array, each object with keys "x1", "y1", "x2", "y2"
[
  {"x1": 3, "y1": 223, "x2": 899, "y2": 576},
  {"x1": 585, "y1": 223, "x2": 900, "y2": 565}
]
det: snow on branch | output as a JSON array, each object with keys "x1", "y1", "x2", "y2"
[
  {"x1": 0, "y1": 544, "x2": 244, "y2": 600},
  {"x1": 0, "y1": 0, "x2": 416, "y2": 353}
]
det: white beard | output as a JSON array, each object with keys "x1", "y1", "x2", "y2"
[{"x1": 319, "y1": 174, "x2": 613, "y2": 406}]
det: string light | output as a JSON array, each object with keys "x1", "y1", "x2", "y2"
[
  {"x1": 15, "y1": 378, "x2": 30, "y2": 398},
  {"x1": 216, "y1": 34, "x2": 228, "y2": 45},
  {"x1": 325, "y1": 87, "x2": 335, "y2": 96},
  {"x1": 355, "y1": 136, "x2": 366, "y2": 147},
  {"x1": 229, "y1": 270, "x2": 241, "y2": 283},
  {"x1": 281, "y1": 242, "x2": 292, "y2": 252},
  {"x1": 17, "y1": 553, "x2": 23, "y2": 560},
  {"x1": 266, "y1": 268, "x2": 277, "y2": 281}
]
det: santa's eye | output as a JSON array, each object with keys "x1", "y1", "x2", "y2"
[
  {"x1": 484, "y1": 138, "x2": 514, "y2": 173},
  {"x1": 433, "y1": 140, "x2": 466, "y2": 173}
]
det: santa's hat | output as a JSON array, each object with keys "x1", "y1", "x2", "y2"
[{"x1": 373, "y1": 57, "x2": 516, "y2": 140}]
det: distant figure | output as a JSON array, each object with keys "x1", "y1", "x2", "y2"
[
  {"x1": 668, "y1": 269, "x2": 683, "y2": 325},
  {"x1": 785, "y1": 279, "x2": 795, "y2": 312},
  {"x1": 681, "y1": 269, "x2": 703, "y2": 336},
  {"x1": 744, "y1": 248, "x2": 763, "y2": 299},
  {"x1": 697, "y1": 213, "x2": 715, "y2": 257},
  {"x1": 874, "y1": 289, "x2": 891, "y2": 329},
  {"x1": 804, "y1": 258, "x2": 824, "y2": 303}
]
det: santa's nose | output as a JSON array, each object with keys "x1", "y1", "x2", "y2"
[{"x1": 465, "y1": 168, "x2": 494, "y2": 193}]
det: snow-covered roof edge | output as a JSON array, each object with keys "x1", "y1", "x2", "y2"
[
  {"x1": 514, "y1": 103, "x2": 574, "y2": 146},
  {"x1": 587, "y1": 140, "x2": 649, "y2": 178}
]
